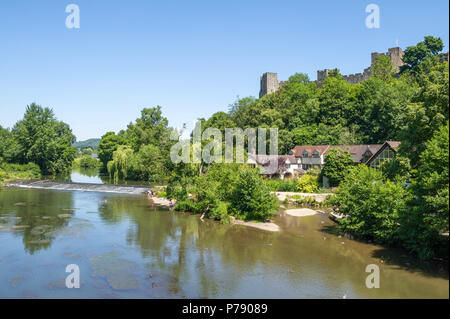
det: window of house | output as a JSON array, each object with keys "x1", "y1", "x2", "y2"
[
  {"x1": 302, "y1": 151, "x2": 309, "y2": 158},
  {"x1": 370, "y1": 147, "x2": 395, "y2": 168},
  {"x1": 312, "y1": 150, "x2": 320, "y2": 158}
]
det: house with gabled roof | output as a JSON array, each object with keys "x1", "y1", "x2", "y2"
[
  {"x1": 366, "y1": 141, "x2": 401, "y2": 168},
  {"x1": 247, "y1": 141, "x2": 401, "y2": 179}
]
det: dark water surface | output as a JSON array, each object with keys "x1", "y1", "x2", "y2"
[{"x1": 0, "y1": 172, "x2": 448, "y2": 299}]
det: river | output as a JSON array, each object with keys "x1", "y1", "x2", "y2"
[{"x1": 0, "y1": 169, "x2": 448, "y2": 298}]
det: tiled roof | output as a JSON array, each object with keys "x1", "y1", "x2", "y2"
[
  {"x1": 328, "y1": 145, "x2": 383, "y2": 163},
  {"x1": 249, "y1": 154, "x2": 298, "y2": 165},
  {"x1": 386, "y1": 141, "x2": 401, "y2": 151},
  {"x1": 291, "y1": 145, "x2": 330, "y2": 157},
  {"x1": 291, "y1": 144, "x2": 384, "y2": 163}
]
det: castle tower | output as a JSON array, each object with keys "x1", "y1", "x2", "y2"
[
  {"x1": 371, "y1": 47, "x2": 406, "y2": 72},
  {"x1": 259, "y1": 72, "x2": 280, "y2": 98},
  {"x1": 316, "y1": 69, "x2": 330, "y2": 83}
]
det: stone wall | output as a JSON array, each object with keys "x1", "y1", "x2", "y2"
[
  {"x1": 316, "y1": 46, "x2": 407, "y2": 86},
  {"x1": 371, "y1": 46, "x2": 406, "y2": 72},
  {"x1": 259, "y1": 72, "x2": 280, "y2": 98},
  {"x1": 259, "y1": 47, "x2": 449, "y2": 96}
]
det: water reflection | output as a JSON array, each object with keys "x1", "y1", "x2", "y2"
[
  {"x1": 0, "y1": 189, "x2": 74, "y2": 254},
  {"x1": 71, "y1": 168, "x2": 103, "y2": 183},
  {"x1": 48, "y1": 168, "x2": 162, "y2": 187},
  {"x1": 96, "y1": 195, "x2": 449, "y2": 298},
  {"x1": 0, "y1": 184, "x2": 448, "y2": 298}
]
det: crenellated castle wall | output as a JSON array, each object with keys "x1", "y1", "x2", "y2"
[{"x1": 259, "y1": 46, "x2": 449, "y2": 97}]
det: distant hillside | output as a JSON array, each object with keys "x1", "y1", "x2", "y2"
[{"x1": 72, "y1": 138, "x2": 101, "y2": 149}]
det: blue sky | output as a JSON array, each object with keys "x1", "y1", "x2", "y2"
[{"x1": 0, "y1": 0, "x2": 448, "y2": 141}]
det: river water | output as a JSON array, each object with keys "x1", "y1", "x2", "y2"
[{"x1": 0, "y1": 170, "x2": 448, "y2": 298}]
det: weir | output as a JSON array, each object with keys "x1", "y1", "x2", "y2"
[{"x1": 5, "y1": 180, "x2": 149, "y2": 195}]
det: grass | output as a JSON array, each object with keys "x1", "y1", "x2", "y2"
[{"x1": 0, "y1": 162, "x2": 41, "y2": 185}]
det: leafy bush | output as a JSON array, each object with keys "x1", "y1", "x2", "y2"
[
  {"x1": 166, "y1": 181, "x2": 189, "y2": 201},
  {"x1": 73, "y1": 155, "x2": 100, "y2": 169},
  {"x1": 0, "y1": 162, "x2": 41, "y2": 182},
  {"x1": 169, "y1": 164, "x2": 277, "y2": 222},
  {"x1": 296, "y1": 169, "x2": 320, "y2": 193},
  {"x1": 0, "y1": 170, "x2": 7, "y2": 182},
  {"x1": 320, "y1": 148, "x2": 354, "y2": 187},
  {"x1": 230, "y1": 169, "x2": 278, "y2": 221},
  {"x1": 264, "y1": 179, "x2": 298, "y2": 192},
  {"x1": 334, "y1": 165, "x2": 411, "y2": 244},
  {"x1": 156, "y1": 191, "x2": 167, "y2": 198},
  {"x1": 209, "y1": 201, "x2": 231, "y2": 224},
  {"x1": 174, "y1": 200, "x2": 203, "y2": 213},
  {"x1": 398, "y1": 123, "x2": 449, "y2": 259}
]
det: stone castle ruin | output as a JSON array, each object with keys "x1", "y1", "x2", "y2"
[
  {"x1": 259, "y1": 46, "x2": 449, "y2": 97},
  {"x1": 259, "y1": 72, "x2": 280, "y2": 98}
]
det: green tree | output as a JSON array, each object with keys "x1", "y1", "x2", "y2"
[
  {"x1": 401, "y1": 36, "x2": 444, "y2": 73},
  {"x1": 287, "y1": 73, "x2": 310, "y2": 84},
  {"x1": 107, "y1": 145, "x2": 134, "y2": 182},
  {"x1": 98, "y1": 132, "x2": 127, "y2": 171},
  {"x1": 128, "y1": 144, "x2": 165, "y2": 182},
  {"x1": 398, "y1": 61, "x2": 449, "y2": 165},
  {"x1": 321, "y1": 149, "x2": 354, "y2": 187},
  {"x1": 11, "y1": 103, "x2": 76, "y2": 174},
  {"x1": 230, "y1": 168, "x2": 278, "y2": 221},
  {"x1": 371, "y1": 55, "x2": 395, "y2": 81},
  {"x1": 399, "y1": 124, "x2": 449, "y2": 259},
  {"x1": 124, "y1": 106, "x2": 171, "y2": 152},
  {"x1": 73, "y1": 155, "x2": 101, "y2": 169},
  {"x1": 335, "y1": 165, "x2": 411, "y2": 244},
  {"x1": 0, "y1": 126, "x2": 13, "y2": 161},
  {"x1": 379, "y1": 155, "x2": 411, "y2": 183},
  {"x1": 355, "y1": 77, "x2": 415, "y2": 143},
  {"x1": 229, "y1": 97, "x2": 257, "y2": 126},
  {"x1": 318, "y1": 74, "x2": 357, "y2": 127}
]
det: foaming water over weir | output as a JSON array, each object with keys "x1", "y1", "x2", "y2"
[{"x1": 5, "y1": 180, "x2": 149, "y2": 195}]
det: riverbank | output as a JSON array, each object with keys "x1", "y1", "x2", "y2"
[
  {"x1": 150, "y1": 196, "x2": 174, "y2": 207},
  {"x1": 149, "y1": 193, "x2": 331, "y2": 233},
  {"x1": 147, "y1": 189, "x2": 334, "y2": 232},
  {"x1": 232, "y1": 217, "x2": 280, "y2": 232},
  {"x1": 284, "y1": 208, "x2": 318, "y2": 217},
  {"x1": 274, "y1": 192, "x2": 333, "y2": 203},
  {"x1": 149, "y1": 195, "x2": 282, "y2": 232},
  {"x1": 0, "y1": 163, "x2": 41, "y2": 187}
]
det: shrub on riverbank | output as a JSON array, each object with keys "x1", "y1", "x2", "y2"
[
  {"x1": 172, "y1": 164, "x2": 278, "y2": 223},
  {"x1": 296, "y1": 169, "x2": 320, "y2": 193},
  {"x1": 264, "y1": 178, "x2": 298, "y2": 192},
  {"x1": 0, "y1": 162, "x2": 41, "y2": 184},
  {"x1": 73, "y1": 155, "x2": 101, "y2": 169},
  {"x1": 333, "y1": 165, "x2": 411, "y2": 245},
  {"x1": 230, "y1": 170, "x2": 278, "y2": 221}
]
